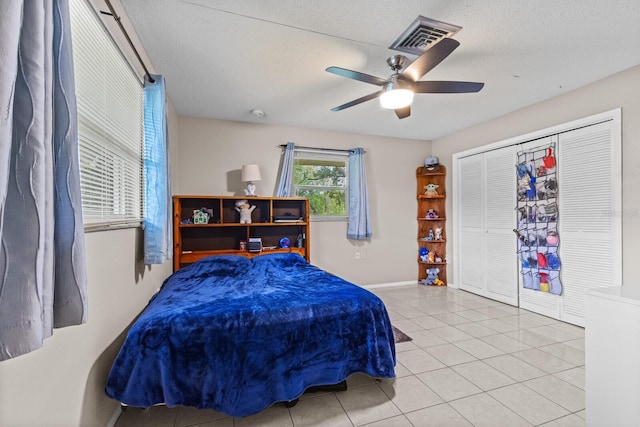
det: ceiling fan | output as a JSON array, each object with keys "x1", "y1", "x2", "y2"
[{"x1": 325, "y1": 38, "x2": 484, "y2": 119}]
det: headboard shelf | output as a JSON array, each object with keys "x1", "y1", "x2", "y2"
[{"x1": 173, "y1": 195, "x2": 310, "y2": 271}]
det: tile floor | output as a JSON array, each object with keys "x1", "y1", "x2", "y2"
[{"x1": 115, "y1": 285, "x2": 585, "y2": 427}]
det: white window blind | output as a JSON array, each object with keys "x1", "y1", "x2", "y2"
[{"x1": 70, "y1": 0, "x2": 144, "y2": 227}]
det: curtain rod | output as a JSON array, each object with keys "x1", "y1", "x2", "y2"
[
  {"x1": 100, "y1": 0, "x2": 155, "y2": 83},
  {"x1": 278, "y1": 144, "x2": 365, "y2": 154}
]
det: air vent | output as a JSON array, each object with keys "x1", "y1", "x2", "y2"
[{"x1": 389, "y1": 15, "x2": 461, "y2": 56}]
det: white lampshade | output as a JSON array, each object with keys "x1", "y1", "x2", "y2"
[
  {"x1": 241, "y1": 164, "x2": 261, "y2": 196},
  {"x1": 379, "y1": 88, "x2": 414, "y2": 109},
  {"x1": 241, "y1": 164, "x2": 261, "y2": 182}
]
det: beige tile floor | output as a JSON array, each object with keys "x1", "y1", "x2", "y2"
[{"x1": 115, "y1": 285, "x2": 585, "y2": 427}]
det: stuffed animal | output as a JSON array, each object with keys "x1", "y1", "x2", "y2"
[
  {"x1": 433, "y1": 278, "x2": 445, "y2": 286},
  {"x1": 424, "y1": 183, "x2": 439, "y2": 196},
  {"x1": 426, "y1": 209, "x2": 438, "y2": 219},
  {"x1": 419, "y1": 247, "x2": 429, "y2": 262},
  {"x1": 427, "y1": 250, "x2": 436, "y2": 263},
  {"x1": 425, "y1": 267, "x2": 440, "y2": 285},
  {"x1": 434, "y1": 227, "x2": 443, "y2": 240},
  {"x1": 235, "y1": 199, "x2": 256, "y2": 224}
]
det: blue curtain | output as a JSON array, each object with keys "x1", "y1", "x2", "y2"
[
  {"x1": 143, "y1": 75, "x2": 172, "y2": 264},
  {"x1": 275, "y1": 142, "x2": 295, "y2": 197},
  {"x1": 0, "y1": 0, "x2": 88, "y2": 360},
  {"x1": 347, "y1": 148, "x2": 372, "y2": 239}
]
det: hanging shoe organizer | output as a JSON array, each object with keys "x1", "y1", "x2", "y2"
[{"x1": 515, "y1": 143, "x2": 562, "y2": 295}]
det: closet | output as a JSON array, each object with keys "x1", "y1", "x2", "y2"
[
  {"x1": 456, "y1": 146, "x2": 519, "y2": 306},
  {"x1": 453, "y1": 110, "x2": 621, "y2": 326}
]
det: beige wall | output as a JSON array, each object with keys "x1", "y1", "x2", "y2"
[
  {"x1": 0, "y1": 104, "x2": 179, "y2": 427},
  {"x1": 177, "y1": 117, "x2": 430, "y2": 285},
  {"x1": 433, "y1": 64, "x2": 640, "y2": 286}
]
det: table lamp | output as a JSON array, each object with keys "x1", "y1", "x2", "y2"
[{"x1": 241, "y1": 164, "x2": 261, "y2": 196}]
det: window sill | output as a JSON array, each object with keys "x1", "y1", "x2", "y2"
[
  {"x1": 310, "y1": 216, "x2": 348, "y2": 223},
  {"x1": 84, "y1": 220, "x2": 142, "y2": 233}
]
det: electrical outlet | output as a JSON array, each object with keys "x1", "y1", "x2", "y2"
[{"x1": 355, "y1": 251, "x2": 361, "y2": 259}]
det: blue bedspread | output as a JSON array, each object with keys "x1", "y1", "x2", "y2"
[{"x1": 105, "y1": 253, "x2": 395, "y2": 417}]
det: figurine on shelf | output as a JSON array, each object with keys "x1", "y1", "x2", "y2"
[
  {"x1": 434, "y1": 227, "x2": 443, "y2": 240},
  {"x1": 419, "y1": 247, "x2": 429, "y2": 262},
  {"x1": 235, "y1": 199, "x2": 256, "y2": 224},
  {"x1": 426, "y1": 229, "x2": 435, "y2": 241},
  {"x1": 424, "y1": 183, "x2": 439, "y2": 196},
  {"x1": 426, "y1": 209, "x2": 438, "y2": 219},
  {"x1": 192, "y1": 208, "x2": 211, "y2": 224},
  {"x1": 428, "y1": 250, "x2": 436, "y2": 263}
]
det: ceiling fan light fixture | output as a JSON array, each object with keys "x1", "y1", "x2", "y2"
[{"x1": 380, "y1": 88, "x2": 414, "y2": 109}]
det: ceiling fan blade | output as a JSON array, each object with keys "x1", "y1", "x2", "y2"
[
  {"x1": 326, "y1": 66, "x2": 388, "y2": 86},
  {"x1": 330, "y1": 91, "x2": 383, "y2": 112},
  {"x1": 413, "y1": 81, "x2": 484, "y2": 93},
  {"x1": 401, "y1": 38, "x2": 460, "y2": 82},
  {"x1": 395, "y1": 105, "x2": 411, "y2": 119}
]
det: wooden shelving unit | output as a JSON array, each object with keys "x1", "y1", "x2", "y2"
[
  {"x1": 173, "y1": 195, "x2": 310, "y2": 271},
  {"x1": 416, "y1": 165, "x2": 447, "y2": 285}
]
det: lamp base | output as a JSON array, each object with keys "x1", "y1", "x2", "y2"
[{"x1": 245, "y1": 182, "x2": 257, "y2": 197}]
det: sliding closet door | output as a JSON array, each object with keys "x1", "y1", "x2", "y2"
[
  {"x1": 484, "y1": 147, "x2": 519, "y2": 305},
  {"x1": 557, "y1": 121, "x2": 621, "y2": 325},
  {"x1": 455, "y1": 146, "x2": 518, "y2": 305},
  {"x1": 518, "y1": 120, "x2": 620, "y2": 326},
  {"x1": 457, "y1": 155, "x2": 485, "y2": 294}
]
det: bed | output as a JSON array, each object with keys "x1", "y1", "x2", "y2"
[{"x1": 105, "y1": 253, "x2": 396, "y2": 417}]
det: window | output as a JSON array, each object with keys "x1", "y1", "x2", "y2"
[
  {"x1": 69, "y1": 0, "x2": 144, "y2": 229},
  {"x1": 293, "y1": 149, "x2": 348, "y2": 220}
]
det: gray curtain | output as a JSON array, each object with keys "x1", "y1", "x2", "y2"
[
  {"x1": 347, "y1": 148, "x2": 372, "y2": 239},
  {"x1": 0, "y1": 0, "x2": 87, "y2": 361},
  {"x1": 275, "y1": 142, "x2": 295, "y2": 197}
]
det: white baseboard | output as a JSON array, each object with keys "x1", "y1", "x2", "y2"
[
  {"x1": 106, "y1": 406, "x2": 122, "y2": 427},
  {"x1": 361, "y1": 281, "x2": 460, "y2": 290},
  {"x1": 361, "y1": 280, "x2": 418, "y2": 290}
]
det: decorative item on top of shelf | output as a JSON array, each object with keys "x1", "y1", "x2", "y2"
[
  {"x1": 426, "y1": 209, "x2": 438, "y2": 219},
  {"x1": 424, "y1": 183, "x2": 439, "y2": 196},
  {"x1": 241, "y1": 164, "x2": 261, "y2": 197},
  {"x1": 235, "y1": 199, "x2": 256, "y2": 224},
  {"x1": 424, "y1": 155, "x2": 440, "y2": 171},
  {"x1": 193, "y1": 207, "x2": 213, "y2": 224}
]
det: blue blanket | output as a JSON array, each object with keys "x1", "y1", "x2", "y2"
[{"x1": 105, "y1": 253, "x2": 395, "y2": 417}]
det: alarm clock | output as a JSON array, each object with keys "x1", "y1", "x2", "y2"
[{"x1": 279, "y1": 237, "x2": 291, "y2": 248}]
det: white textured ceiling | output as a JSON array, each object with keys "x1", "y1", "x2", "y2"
[{"x1": 120, "y1": 0, "x2": 640, "y2": 141}]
